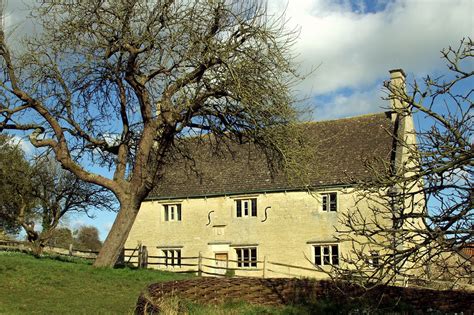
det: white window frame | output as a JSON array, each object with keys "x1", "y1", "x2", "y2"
[
  {"x1": 235, "y1": 247, "x2": 258, "y2": 268},
  {"x1": 368, "y1": 251, "x2": 380, "y2": 268},
  {"x1": 235, "y1": 198, "x2": 257, "y2": 218},
  {"x1": 321, "y1": 192, "x2": 337, "y2": 212},
  {"x1": 313, "y1": 244, "x2": 339, "y2": 266},
  {"x1": 163, "y1": 204, "x2": 182, "y2": 222},
  {"x1": 162, "y1": 249, "x2": 182, "y2": 267}
]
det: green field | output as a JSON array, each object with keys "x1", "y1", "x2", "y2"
[
  {"x1": 0, "y1": 252, "x2": 312, "y2": 315},
  {"x1": 0, "y1": 251, "x2": 194, "y2": 314}
]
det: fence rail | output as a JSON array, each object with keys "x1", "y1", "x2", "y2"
[
  {"x1": 0, "y1": 241, "x2": 326, "y2": 279},
  {"x1": 3, "y1": 240, "x2": 470, "y2": 290},
  {"x1": 0, "y1": 239, "x2": 99, "y2": 260},
  {"x1": 120, "y1": 245, "x2": 326, "y2": 279}
]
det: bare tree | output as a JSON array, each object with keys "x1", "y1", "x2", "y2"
[
  {"x1": 30, "y1": 156, "x2": 115, "y2": 253},
  {"x1": 335, "y1": 38, "x2": 473, "y2": 287},
  {"x1": 0, "y1": 1, "x2": 304, "y2": 266},
  {"x1": 0, "y1": 141, "x2": 115, "y2": 254}
]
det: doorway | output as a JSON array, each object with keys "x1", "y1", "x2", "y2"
[{"x1": 214, "y1": 253, "x2": 228, "y2": 275}]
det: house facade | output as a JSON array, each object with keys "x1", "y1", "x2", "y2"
[{"x1": 125, "y1": 69, "x2": 419, "y2": 278}]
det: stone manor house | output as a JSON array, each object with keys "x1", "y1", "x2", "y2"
[{"x1": 125, "y1": 69, "x2": 419, "y2": 278}]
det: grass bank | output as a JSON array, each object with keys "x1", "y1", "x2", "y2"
[
  {"x1": 0, "y1": 251, "x2": 193, "y2": 314},
  {"x1": 0, "y1": 252, "x2": 308, "y2": 314},
  {"x1": 1, "y1": 251, "x2": 408, "y2": 314}
]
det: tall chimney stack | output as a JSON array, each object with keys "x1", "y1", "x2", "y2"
[
  {"x1": 388, "y1": 68, "x2": 416, "y2": 172},
  {"x1": 388, "y1": 69, "x2": 407, "y2": 112}
]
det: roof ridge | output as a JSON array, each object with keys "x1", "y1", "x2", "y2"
[
  {"x1": 305, "y1": 111, "x2": 390, "y2": 124},
  {"x1": 177, "y1": 112, "x2": 392, "y2": 141}
]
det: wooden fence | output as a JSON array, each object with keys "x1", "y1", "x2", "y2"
[
  {"x1": 120, "y1": 245, "x2": 325, "y2": 279},
  {"x1": 0, "y1": 239, "x2": 99, "y2": 260},
  {"x1": 120, "y1": 248, "x2": 474, "y2": 290},
  {"x1": 3, "y1": 240, "x2": 471, "y2": 290}
]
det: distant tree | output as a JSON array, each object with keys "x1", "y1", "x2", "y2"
[
  {"x1": 74, "y1": 226, "x2": 102, "y2": 252},
  {"x1": 0, "y1": 138, "x2": 115, "y2": 253},
  {"x1": 47, "y1": 227, "x2": 74, "y2": 249},
  {"x1": 26, "y1": 156, "x2": 115, "y2": 253},
  {"x1": 0, "y1": 0, "x2": 305, "y2": 266},
  {"x1": 0, "y1": 134, "x2": 36, "y2": 236},
  {"x1": 335, "y1": 38, "x2": 473, "y2": 287}
]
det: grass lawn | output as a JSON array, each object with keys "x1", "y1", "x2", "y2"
[
  {"x1": 0, "y1": 251, "x2": 193, "y2": 314},
  {"x1": 0, "y1": 252, "x2": 312, "y2": 315},
  {"x1": 0, "y1": 251, "x2": 358, "y2": 314}
]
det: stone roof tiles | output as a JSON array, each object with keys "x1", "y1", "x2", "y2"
[{"x1": 149, "y1": 112, "x2": 395, "y2": 199}]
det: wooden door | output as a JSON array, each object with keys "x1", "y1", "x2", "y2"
[{"x1": 214, "y1": 253, "x2": 228, "y2": 275}]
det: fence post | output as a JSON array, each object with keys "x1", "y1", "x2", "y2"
[
  {"x1": 263, "y1": 256, "x2": 267, "y2": 278},
  {"x1": 198, "y1": 252, "x2": 202, "y2": 276},
  {"x1": 226, "y1": 255, "x2": 229, "y2": 274},
  {"x1": 138, "y1": 244, "x2": 143, "y2": 268},
  {"x1": 141, "y1": 246, "x2": 148, "y2": 269},
  {"x1": 116, "y1": 248, "x2": 125, "y2": 267}
]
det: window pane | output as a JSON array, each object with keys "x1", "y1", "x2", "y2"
[
  {"x1": 371, "y1": 251, "x2": 379, "y2": 267},
  {"x1": 170, "y1": 206, "x2": 175, "y2": 220},
  {"x1": 236, "y1": 249, "x2": 242, "y2": 267},
  {"x1": 244, "y1": 200, "x2": 249, "y2": 216},
  {"x1": 251, "y1": 199, "x2": 257, "y2": 217},
  {"x1": 323, "y1": 246, "x2": 330, "y2": 264},
  {"x1": 243, "y1": 248, "x2": 249, "y2": 267},
  {"x1": 314, "y1": 246, "x2": 321, "y2": 265},
  {"x1": 322, "y1": 195, "x2": 327, "y2": 211},
  {"x1": 164, "y1": 205, "x2": 169, "y2": 221},
  {"x1": 177, "y1": 204, "x2": 182, "y2": 221},
  {"x1": 251, "y1": 248, "x2": 257, "y2": 267},
  {"x1": 330, "y1": 193, "x2": 337, "y2": 212},
  {"x1": 177, "y1": 250, "x2": 181, "y2": 267},
  {"x1": 236, "y1": 200, "x2": 242, "y2": 217},
  {"x1": 332, "y1": 245, "x2": 339, "y2": 265}
]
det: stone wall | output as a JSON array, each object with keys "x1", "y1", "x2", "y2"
[
  {"x1": 126, "y1": 188, "x2": 381, "y2": 278},
  {"x1": 136, "y1": 278, "x2": 474, "y2": 314}
]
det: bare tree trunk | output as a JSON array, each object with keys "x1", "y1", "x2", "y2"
[
  {"x1": 93, "y1": 198, "x2": 140, "y2": 267},
  {"x1": 32, "y1": 241, "x2": 45, "y2": 256}
]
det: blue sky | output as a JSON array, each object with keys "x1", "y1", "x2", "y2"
[{"x1": 4, "y1": 0, "x2": 473, "y2": 240}]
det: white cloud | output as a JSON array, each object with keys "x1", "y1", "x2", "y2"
[
  {"x1": 313, "y1": 85, "x2": 386, "y2": 120},
  {"x1": 3, "y1": 0, "x2": 38, "y2": 49},
  {"x1": 4, "y1": 1, "x2": 472, "y2": 122},
  {"x1": 7, "y1": 135, "x2": 34, "y2": 155},
  {"x1": 6, "y1": 0, "x2": 471, "y2": 99},
  {"x1": 269, "y1": 0, "x2": 473, "y2": 95},
  {"x1": 70, "y1": 218, "x2": 86, "y2": 231}
]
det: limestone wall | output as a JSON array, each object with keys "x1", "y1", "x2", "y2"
[{"x1": 126, "y1": 187, "x2": 369, "y2": 278}]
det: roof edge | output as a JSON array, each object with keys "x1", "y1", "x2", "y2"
[
  {"x1": 309, "y1": 111, "x2": 392, "y2": 124},
  {"x1": 145, "y1": 183, "x2": 355, "y2": 201}
]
